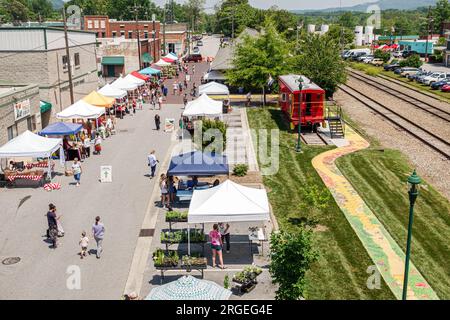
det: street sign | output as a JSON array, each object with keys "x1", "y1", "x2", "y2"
[
  {"x1": 165, "y1": 118, "x2": 175, "y2": 132},
  {"x1": 100, "y1": 166, "x2": 112, "y2": 183}
]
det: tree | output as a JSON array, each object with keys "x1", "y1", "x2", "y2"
[
  {"x1": 338, "y1": 12, "x2": 356, "y2": 29},
  {"x1": 226, "y1": 18, "x2": 290, "y2": 99},
  {"x1": 374, "y1": 49, "x2": 391, "y2": 63},
  {"x1": 29, "y1": 0, "x2": 54, "y2": 20},
  {"x1": 399, "y1": 54, "x2": 423, "y2": 68},
  {"x1": 214, "y1": 0, "x2": 258, "y2": 37},
  {"x1": 105, "y1": 0, "x2": 161, "y2": 20},
  {"x1": 433, "y1": 0, "x2": 450, "y2": 33},
  {"x1": 269, "y1": 229, "x2": 318, "y2": 300},
  {"x1": 186, "y1": 0, "x2": 205, "y2": 32},
  {"x1": 265, "y1": 6, "x2": 298, "y2": 34},
  {"x1": 0, "y1": 0, "x2": 32, "y2": 25},
  {"x1": 325, "y1": 24, "x2": 355, "y2": 50},
  {"x1": 293, "y1": 33, "x2": 347, "y2": 97}
]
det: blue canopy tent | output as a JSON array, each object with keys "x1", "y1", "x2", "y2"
[
  {"x1": 168, "y1": 151, "x2": 229, "y2": 176},
  {"x1": 139, "y1": 67, "x2": 162, "y2": 75},
  {"x1": 39, "y1": 122, "x2": 83, "y2": 136}
]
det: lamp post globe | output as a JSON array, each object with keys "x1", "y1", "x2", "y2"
[{"x1": 402, "y1": 169, "x2": 421, "y2": 300}]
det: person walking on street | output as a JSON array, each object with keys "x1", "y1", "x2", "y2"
[
  {"x1": 209, "y1": 224, "x2": 226, "y2": 269},
  {"x1": 183, "y1": 93, "x2": 188, "y2": 108},
  {"x1": 154, "y1": 114, "x2": 161, "y2": 131},
  {"x1": 92, "y1": 216, "x2": 105, "y2": 259},
  {"x1": 79, "y1": 231, "x2": 89, "y2": 259},
  {"x1": 71, "y1": 158, "x2": 82, "y2": 187},
  {"x1": 147, "y1": 150, "x2": 159, "y2": 178},
  {"x1": 178, "y1": 82, "x2": 183, "y2": 95},
  {"x1": 163, "y1": 86, "x2": 168, "y2": 100},
  {"x1": 246, "y1": 92, "x2": 252, "y2": 107},
  {"x1": 173, "y1": 81, "x2": 178, "y2": 95},
  {"x1": 218, "y1": 222, "x2": 231, "y2": 253},
  {"x1": 46, "y1": 203, "x2": 60, "y2": 248},
  {"x1": 159, "y1": 174, "x2": 169, "y2": 208},
  {"x1": 158, "y1": 95, "x2": 163, "y2": 110}
]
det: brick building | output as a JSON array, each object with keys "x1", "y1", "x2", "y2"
[
  {"x1": 162, "y1": 23, "x2": 188, "y2": 56},
  {"x1": 83, "y1": 16, "x2": 162, "y2": 76},
  {"x1": 0, "y1": 27, "x2": 99, "y2": 128},
  {"x1": 0, "y1": 84, "x2": 41, "y2": 146}
]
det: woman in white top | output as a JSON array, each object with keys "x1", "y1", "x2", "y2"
[{"x1": 159, "y1": 174, "x2": 169, "y2": 208}]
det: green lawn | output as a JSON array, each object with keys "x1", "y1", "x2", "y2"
[
  {"x1": 348, "y1": 62, "x2": 383, "y2": 76},
  {"x1": 336, "y1": 149, "x2": 450, "y2": 299},
  {"x1": 380, "y1": 71, "x2": 450, "y2": 103},
  {"x1": 247, "y1": 107, "x2": 395, "y2": 300}
]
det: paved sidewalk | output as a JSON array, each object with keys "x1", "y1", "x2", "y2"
[{"x1": 311, "y1": 127, "x2": 439, "y2": 300}]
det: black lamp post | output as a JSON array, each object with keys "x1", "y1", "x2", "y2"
[
  {"x1": 402, "y1": 169, "x2": 421, "y2": 300},
  {"x1": 295, "y1": 78, "x2": 304, "y2": 153}
]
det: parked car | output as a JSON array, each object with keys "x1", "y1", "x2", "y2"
[
  {"x1": 355, "y1": 54, "x2": 369, "y2": 62},
  {"x1": 431, "y1": 78, "x2": 450, "y2": 90},
  {"x1": 362, "y1": 55, "x2": 375, "y2": 63},
  {"x1": 193, "y1": 46, "x2": 200, "y2": 53},
  {"x1": 392, "y1": 51, "x2": 403, "y2": 58},
  {"x1": 400, "y1": 68, "x2": 420, "y2": 77},
  {"x1": 441, "y1": 84, "x2": 450, "y2": 92},
  {"x1": 402, "y1": 50, "x2": 419, "y2": 58},
  {"x1": 415, "y1": 71, "x2": 433, "y2": 83},
  {"x1": 421, "y1": 72, "x2": 449, "y2": 86},
  {"x1": 183, "y1": 53, "x2": 203, "y2": 63},
  {"x1": 197, "y1": 40, "x2": 203, "y2": 46},
  {"x1": 384, "y1": 63, "x2": 401, "y2": 71},
  {"x1": 394, "y1": 67, "x2": 406, "y2": 75},
  {"x1": 370, "y1": 58, "x2": 385, "y2": 66}
]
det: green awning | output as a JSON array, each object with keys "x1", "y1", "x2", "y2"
[
  {"x1": 142, "y1": 52, "x2": 153, "y2": 63},
  {"x1": 101, "y1": 56, "x2": 125, "y2": 65},
  {"x1": 40, "y1": 100, "x2": 52, "y2": 113}
]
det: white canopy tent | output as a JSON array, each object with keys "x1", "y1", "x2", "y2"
[
  {"x1": 188, "y1": 180, "x2": 270, "y2": 224},
  {"x1": 56, "y1": 100, "x2": 105, "y2": 120},
  {"x1": 111, "y1": 76, "x2": 138, "y2": 91},
  {"x1": 182, "y1": 93, "x2": 223, "y2": 118},
  {"x1": 154, "y1": 59, "x2": 172, "y2": 67},
  {"x1": 98, "y1": 83, "x2": 127, "y2": 99},
  {"x1": 165, "y1": 52, "x2": 178, "y2": 60},
  {"x1": 124, "y1": 73, "x2": 145, "y2": 86},
  {"x1": 187, "y1": 180, "x2": 270, "y2": 255},
  {"x1": 0, "y1": 130, "x2": 63, "y2": 179},
  {"x1": 199, "y1": 82, "x2": 230, "y2": 96}
]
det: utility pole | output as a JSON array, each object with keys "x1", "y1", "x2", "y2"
[
  {"x1": 132, "y1": 2, "x2": 142, "y2": 70},
  {"x1": 163, "y1": 2, "x2": 166, "y2": 55},
  {"x1": 152, "y1": 14, "x2": 157, "y2": 62},
  {"x1": 424, "y1": 6, "x2": 433, "y2": 63},
  {"x1": 62, "y1": 8, "x2": 74, "y2": 105}
]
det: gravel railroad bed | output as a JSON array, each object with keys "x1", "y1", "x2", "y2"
[{"x1": 335, "y1": 89, "x2": 450, "y2": 200}]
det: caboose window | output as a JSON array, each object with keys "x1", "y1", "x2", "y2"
[
  {"x1": 305, "y1": 93, "x2": 312, "y2": 116},
  {"x1": 281, "y1": 93, "x2": 287, "y2": 102}
]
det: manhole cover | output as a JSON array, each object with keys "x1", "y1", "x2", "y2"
[{"x1": 2, "y1": 257, "x2": 21, "y2": 265}]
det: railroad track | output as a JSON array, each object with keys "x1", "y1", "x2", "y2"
[
  {"x1": 339, "y1": 84, "x2": 450, "y2": 160},
  {"x1": 347, "y1": 70, "x2": 450, "y2": 123}
]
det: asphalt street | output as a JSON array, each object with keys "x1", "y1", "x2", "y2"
[{"x1": 0, "y1": 37, "x2": 218, "y2": 300}]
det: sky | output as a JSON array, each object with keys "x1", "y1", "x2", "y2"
[{"x1": 152, "y1": 0, "x2": 378, "y2": 11}]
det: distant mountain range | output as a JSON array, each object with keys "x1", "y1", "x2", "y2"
[
  {"x1": 51, "y1": 0, "x2": 65, "y2": 9},
  {"x1": 291, "y1": 0, "x2": 439, "y2": 13}
]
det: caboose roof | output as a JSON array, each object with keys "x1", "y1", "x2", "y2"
[{"x1": 279, "y1": 75, "x2": 324, "y2": 93}]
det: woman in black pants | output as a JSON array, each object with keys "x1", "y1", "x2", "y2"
[{"x1": 218, "y1": 222, "x2": 230, "y2": 253}]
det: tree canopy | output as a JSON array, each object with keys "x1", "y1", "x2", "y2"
[{"x1": 226, "y1": 18, "x2": 290, "y2": 92}]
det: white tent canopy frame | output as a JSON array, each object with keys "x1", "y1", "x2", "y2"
[
  {"x1": 124, "y1": 73, "x2": 145, "y2": 86},
  {"x1": 186, "y1": 180, "x2": 271, "y2": 255},
  {"x1": 111, "y1": 76, "x2": 139, "y2": 91},
  {"x1": 199, "y1": 82, "x2": 230, "y2": 96},
  {"x1": 182, "y1": 93, "x2": 223, "y2": 119},
  {"x1": 98, "y1": 83, "x2": 127, "y2": 99},
  {"x1": 56, "y1": 100, "x2": 105, "y2": 120},
  {"x1": 0, "y1": 130, "x2": 63, "y2": 180}
]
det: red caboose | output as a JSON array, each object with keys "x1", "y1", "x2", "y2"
[{"x1": 278, "y1": 75, "x2": 325, "y2": 131}]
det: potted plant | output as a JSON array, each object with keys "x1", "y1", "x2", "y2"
[
  {"x1": 181, "y1": 254, "x2": 207, "y2": 268},
  {"x1": 165, "y1": 211, "x2": 188, "y2": 223}
]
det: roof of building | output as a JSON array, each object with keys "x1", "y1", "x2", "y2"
[
  {"x1": 279, "y1": 75, "x2": 324, "y2": 92},
  {"x1": 210, "y1": 28, "x2": 260, "y2": 71}
]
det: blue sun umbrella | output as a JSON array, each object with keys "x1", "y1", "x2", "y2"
[{"x1": 145, "y1": 275, "x2": 232, "y2": 300}]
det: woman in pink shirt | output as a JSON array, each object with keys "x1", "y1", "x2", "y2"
[{"x1": 209, "y1": 224, "x2": 226, "y2": 269}]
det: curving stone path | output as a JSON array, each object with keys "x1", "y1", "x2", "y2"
[{"x1": 311, "y1": 126, "x2": 439, "y2": 300}]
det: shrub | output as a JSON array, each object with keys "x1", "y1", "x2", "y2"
[
  {"x1": 374, "y1": 49, "x2": 390, "y2": 63},
  {"x1": 194, "y1": 119, "x2": 228, "y2": 152},
  {"x1": 224, "y1": 275, "x2": 230, "y2": 289},
  {"x1": 399, "y1": 54, "x2": 423, "y2": 68},
  {"x1": 233, "y1": 164, "x2": 249, "y2": 177}
]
